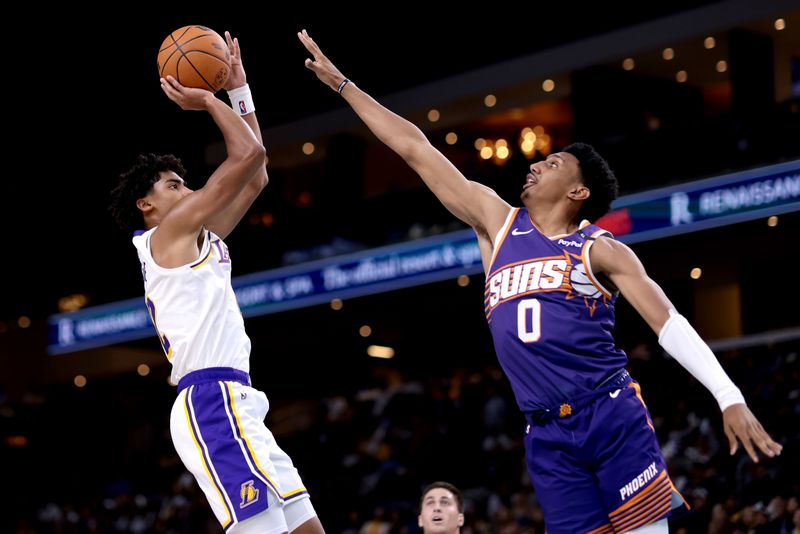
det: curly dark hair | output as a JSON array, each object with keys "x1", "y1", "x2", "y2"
[
  {"x1": 109, "y1": 153, "x2": 186, "y2": 232},
  {"x1": 562, "y1": 142, "x2": 619, "y2": 223}
]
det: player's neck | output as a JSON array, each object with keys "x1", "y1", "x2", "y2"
[{"x1": 528, "y1": 208, "x2": 579, "y2": 238}]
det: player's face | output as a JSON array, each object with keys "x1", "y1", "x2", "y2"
[
  {"x1": 418, "y1": 488, "x2": 464, "y2": 533},
  {"x1": 521, "y1": 151, "x2": 582, "y2": 203},
  {"x1": 150, "y1": 171, "x2": 193, "y2": 212}
]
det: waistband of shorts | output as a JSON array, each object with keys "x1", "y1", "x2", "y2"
[
  {"x1": 524, "y1": 368, "x2": 632, "y2": 426},
  {"x1": 177, "y1": 367, "x2": 251, "y2": 393}
]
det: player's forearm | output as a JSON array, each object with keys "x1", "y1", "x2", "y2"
[
  {"x1": 658, "y1": 310, "x2": 745, "y2": 411},
  {"x1": 339, "y1": 82, "x2": 477, "y2": 216},
  {"x1": 206, "y1": 97, "x2": 264, "y2": 162},
  {"x1": 341, "y1": 82, "x2": 428, "y2": 161},
  {"x1": 205, "y1": 97, "x2": 266, "y2": 195},
  {"x1": 240, "y1": 111, "x2": 268, "y2": 189},
  {"x1": 226, "y1": 84, "x2": 268, "y2": 190}
]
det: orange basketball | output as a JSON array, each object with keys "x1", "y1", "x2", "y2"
[{"x1": 157, "y1": 26, "x2": 231, "y2": 93}]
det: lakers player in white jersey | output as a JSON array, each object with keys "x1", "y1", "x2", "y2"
[{"x1": 110, "y1": 33, "x2": 325, "y2": 534}]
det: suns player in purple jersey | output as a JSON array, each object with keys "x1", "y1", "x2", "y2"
[
  {"x1": 298, "y1": 30, "x2": 783, "y2": 534},
  {"x1": 110, "y1": 33, "x2": 325, "y2": 534}
]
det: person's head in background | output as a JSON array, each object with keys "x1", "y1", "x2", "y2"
[{"x1": 418, "y1": 481, "x2": 464, "y2": 534}]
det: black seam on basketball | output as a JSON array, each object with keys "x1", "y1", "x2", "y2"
[
  {"x1": 185, "y1": 49, "x2": 230, "y2": 62},
  {"x1": 160, "y1": 30, "x2": 191, "y2": 76},
  {"x1": 161, "y1": 29, "x2": 224, "y2": 80},
  {"x1": 180, "y1": 55, "x2": 216, "y2": 91},
  {"x1": 160, "y1": 48, "x2": 182, "y2": 77},
  {"x1": 175, "y1": 26, "x2": 193, "y2": 43}
]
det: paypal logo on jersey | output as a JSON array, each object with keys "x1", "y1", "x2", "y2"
[{"x1": 557, "y1": 238, "x2": 582, "y2": 248}]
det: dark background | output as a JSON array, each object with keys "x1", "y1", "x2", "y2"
[
  {"x1": 2, "y1": 3, "x2": 799, "y2": 533},
  {"x1": 4, "y1": 1, "x2": 722, "y2": 323}
]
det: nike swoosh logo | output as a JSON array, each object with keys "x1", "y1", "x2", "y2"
[
  {"x1": 511, "y1": 228, "x2": 534, "y2": 236},
  {"x1": 609, "y1": 389, "x2": 621, "y2": 399}
]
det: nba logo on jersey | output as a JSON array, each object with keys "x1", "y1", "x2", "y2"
[{"x1": 240, "y1": 480, "x2": 259, "y2": 508}]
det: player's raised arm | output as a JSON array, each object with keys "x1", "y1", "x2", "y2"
[
  {"x1": 201, "y1": 31, "x2": 270, "y2": 239},
  {"x1": 298, "y1": 29, "x2": 510, "y2": 242},
  {"x1": 150, "y1": 76, "x2": 265, "y2": 266}
]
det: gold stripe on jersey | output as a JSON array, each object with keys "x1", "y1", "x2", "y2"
[
  {"x1": 191, "y1": 248, "x2": 213, "y2": 270},
  {"x1": 488, "y1": 208, "x2": 519, "y2": 270},
  {"x1": 629, "y1": 383, "x2": 655, "y2": 432}
]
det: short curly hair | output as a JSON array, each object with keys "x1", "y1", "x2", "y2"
[
  {"x1": 562, "y1": 142, "x2": 618, "y2": 223},
  {"x1": 109, "y1": 153, "x2": 186, "y2": 232}
]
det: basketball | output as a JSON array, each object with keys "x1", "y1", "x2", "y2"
[{"x1": 157, "y1": 26, "x2": 231, "y2": 93}]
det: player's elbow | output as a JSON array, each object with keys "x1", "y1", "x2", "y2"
[
  {"x1": 242, "y1": 143, "x2": 267, "y2": 173},
  {"x1": 401, "y1": 136, "x2": 434, "y2": 166},
  {"x1": 250, "y1": 143, "x2": 267, "y2": 165},
  {"x1": 255, "y1": 168, "x2": 269, "y2": 191}
]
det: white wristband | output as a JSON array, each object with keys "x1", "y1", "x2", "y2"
[
  {"x1": 227, "y1": 84, "x2": 255, "y2": 116},
  {"x1": 658, "y1": 309, "x2": 745, "y2": 412}
]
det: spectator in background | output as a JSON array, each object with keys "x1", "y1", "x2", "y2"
[{"x1": 418, "y1": 482, "x2": 465, "y2": 534}]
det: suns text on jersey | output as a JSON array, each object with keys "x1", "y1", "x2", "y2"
[{"x1": 486, "y1": 257, "x2": 570, "y2": 309}]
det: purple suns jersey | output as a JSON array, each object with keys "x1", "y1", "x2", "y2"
[{"x1": 485, "y1": 208, "x2": 628, "y2": 412}]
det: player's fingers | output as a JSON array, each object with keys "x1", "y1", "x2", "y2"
[
  {"x1": 164, "y1": 75, "x2": 184, "y2": 91},
  {"x1": 742, "y1": 419, "x2": 779, "y2": 458},
  {"x1": 724, "y1": 424, "x2": 738, "y2": 456},
  {"x1": 160, "y1": 77, "x2": 185, "y2": 102},
  {"x1": 301, "y1": 29, "x2": 321, "y2": 54},
  {"x1": 753, "y1": 428, "x2": 782, "y2": 457},
  {"x1": 159, "y1": 81, "x2": 178, "y2": 102},
  {"x1": 225, "y1": 31, "x2": 232, "y2": 48},
  {"x1": 738, "y1": 431, "x2": 759, "y2": 463},
  {"x1": 298, "y1": 32, "x2": 311, "y2": 52}
]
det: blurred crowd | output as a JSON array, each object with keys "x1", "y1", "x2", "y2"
[{"x1": 3, "y1": 339, "x2": 798, "y2": 533}]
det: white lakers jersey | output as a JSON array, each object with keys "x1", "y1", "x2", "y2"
[{"x1": 133, "y1": 227, "x2": 251, "y2": 383}]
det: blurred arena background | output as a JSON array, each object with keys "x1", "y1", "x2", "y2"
[{"x1": 1, "y1": 1, "x2": 799, "y2": 532}]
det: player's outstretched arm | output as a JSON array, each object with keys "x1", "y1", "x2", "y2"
[
  {"x1": 590, "y1": 236, "x2": 783, "y2": 463},
  {"x1": 298, "y1": 29, "x2": 509, "y2": 240}
]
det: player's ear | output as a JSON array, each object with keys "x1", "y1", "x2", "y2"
[
  {"x1": 569, "y1": 185, "x2": 590, "y2": 201},
  {"x1": 418, "y1": 514, "x2": 424, "y2": 528},
  {"x1": 458, "y1": 513, "x2": 464, "y2": 527},
  {"x1": 136, "y1": 198, "x2": 153, "y2": 213}
]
